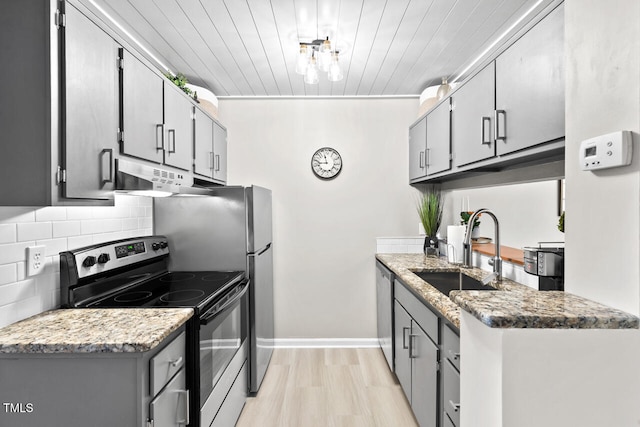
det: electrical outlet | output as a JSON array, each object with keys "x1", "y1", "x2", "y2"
[{"x1": 26, "y1": 245, "x2": 46, "y2": 277}]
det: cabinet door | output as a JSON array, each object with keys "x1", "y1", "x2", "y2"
[
  {"x1": 410, "y1": 321, "x2": 439, "y2": 427},
  {"x1": 452, "y1": 63, "x2": 496, "y2": 167},
  {"x1": 409, "y1": 117, "x2": 427, "y2": 181},
  {"x1": 164, "y1": 86, "x2": 194, "y2": 171},
  {"x1": 194, "y1": 107, "x2": 214, "y2": 178},
  {"x1": 376, "y1": 262, "x2": 393, "y2": 371},
  {"x1": 149, "y1": 368, "x2": 189, "y2": 427},
  {"x1": 63, "y1": 4, "x2": 118, "y2": 200},
  {"x1": 121, "y1": 50, "x2": 164, "y2": 164},
  {"x1": 213, "y1": 120, "x2": 228, "y2": 183},
  {"x1": 495, "y1": 4, "x2": 564, "y2": 155},
  {"x1": 394, "y1": 300, "x2": 412, "y2": 402},
  {"x1": 426, "y1": 99, "x2": 451, "y2": 175},
  {"x1": 443, "y1": 359, "x2": 461, "y2": 426}
]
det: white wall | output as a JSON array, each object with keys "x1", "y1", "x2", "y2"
[
  {"x1": 564, "y1": 0, "x2": 640, "y2": 315},
  {"x1": 0, "y1": 195, "x2": 153, "y2": 328},
  {"x1": 219, "y1": 97, "x2": 419, "y2": 340},
  {"x1": 441, "y1": 181, "x2": 565, "y2": 249}
]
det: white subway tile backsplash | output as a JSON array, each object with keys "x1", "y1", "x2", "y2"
[
  {"x1": 52, "y1": 221, "x2": 82, "y2": 238},
  {"x1": 67, "y1": 235, "x2": 93, "y2": 250},
  {"x1": 17, "y1": 222, "x2": 52, "y2": 241},
  {"x1": 0, "y1": 242, "x2": 33, "y2": 264},
  {"x1": 0, "y1": 264, "x2": 17, "y2": 286},
  {"x1": 0, "y1": 224, "x2": 16, "y2": 244},
  {"x1": 0, "y1": 208, "x2": 36, "y2": 224},
  {"x1": 35, "y1": 207, "x2": 67, "y2": 222},
  {"x1": 0, "y1": 195, "x2": 152, "y2": 328}
]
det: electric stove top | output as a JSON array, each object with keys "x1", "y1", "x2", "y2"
[{"x1": 87, "y1": 270, "x2": 245, "y2": 311}]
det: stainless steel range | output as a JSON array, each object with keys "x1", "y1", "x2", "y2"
[{"x1": 60, "y1": 235, "x2": 249, "y2": 427}]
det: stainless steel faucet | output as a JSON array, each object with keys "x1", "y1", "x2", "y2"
[{"x1": 462, "y1": 208, "x2": 502, "y2": 283}]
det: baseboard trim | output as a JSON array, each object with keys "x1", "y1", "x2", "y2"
[{"x1": 273, "y1": 338, "x2": 379, "y2": 349}]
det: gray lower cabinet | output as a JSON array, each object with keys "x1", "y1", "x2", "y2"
[
  {"x1": 0, "y1": 328, "x2": 187, "y2": 427},
  {"x1": 376, "y1": 260, "x2": 394, "y2": 371},
  {"x1": 426, "y1": 99, "x2": 452, "y2": 175},
  {"x1": 451, "y1": 63, "x2": 496, "y2": 167},
  {"x1": 495, "y1": 3, "x2": 564, "y2": 155},
  {"x1": 394, "y1": 280, "x2": 439, "y2": 427},
  {"x1": 0, "y1": 0, "x2": 119, "y2": 206},
  {"x1": 409, "y1": 117, "x2": 428, "y2": 181},
  {"x1": 194, "y1": 108, "x2": 228, "y2": 184},
  {"x1": 442, "y1": 325, "x2": 461, "y2": 426}
]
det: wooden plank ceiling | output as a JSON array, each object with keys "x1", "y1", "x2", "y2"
[{"x1": 83, "y1": 0, "x2": 555, "y2": 97}]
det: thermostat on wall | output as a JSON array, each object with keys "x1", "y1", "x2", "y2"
[{"x1": 579, "y1": 130, "x2": 632, "y2": 171}]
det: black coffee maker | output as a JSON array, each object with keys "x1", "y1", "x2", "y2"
[{"x1": 523, "y1": 244, "x2": 564, "y2": 291}]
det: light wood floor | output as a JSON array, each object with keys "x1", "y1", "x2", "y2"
[{"x1": 236, "y1": 348, "x2": 418, "y2": 427}]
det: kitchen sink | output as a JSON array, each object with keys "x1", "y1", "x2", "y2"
[{"x1": 413, "y1": 271, "x2": 496, "y2": 296}]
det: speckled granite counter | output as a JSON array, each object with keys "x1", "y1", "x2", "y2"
[
  {"x1": 0, "y1": 308, "x2": 193, "y2": 354},
  {"x1": 376, "y1": 253, "x2": 639, "y2": 330}
]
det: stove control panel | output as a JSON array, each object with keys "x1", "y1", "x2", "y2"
[{"x1": 63, "y1": 236, "x2": 170, "y2": 280}]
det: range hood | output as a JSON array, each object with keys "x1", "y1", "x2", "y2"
[{"x1": 116, "y1": 158, "x2": 211, "y2": 196}]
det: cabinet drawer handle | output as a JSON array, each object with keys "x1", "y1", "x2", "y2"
[
  {"x1": 449, "y1": 400, "x2": 461, "y2": 413},
  {"x1": 481, "y1": 116, "x2": 492, "y2": 145},
  {"x1": 419, "y1": 151, "x2": 425, "y2": 169},
  {"x1": 402, "y1": 327, "x2": 410, "y2": 350},
  {"x1": 176, "y1": 389, "x2": 189, "y2": 424},
  {"x1": 425, "y1": 148, "x2": 430, "y2": 167},
  {"x1": 448, "y1": 349, "x2": 460, "y2": 361},
  {"x1": 100, "y1": 148, "x2": 113, "y2": 184},
  {"x1": 208, "y1": 152, "x2": 214, "y2": 170},
  {"x1": 167, "y1": 129, "x2": 176, "y2": 153},
  {"x1": 409, "y1": 334, "x2": 418, "y2": 359},
  {"x1": 215, "y1": 154, "x2": 220, "y2": 172},
  {"x1": 170, "y1": 356, "x2": 183, "y2": 367},
  {"x1": 155, "y1": 124, "x2": 165, "y2": 151},
  {"x1": 494, "y1": 109, "x2": 506, "y2": 142}
]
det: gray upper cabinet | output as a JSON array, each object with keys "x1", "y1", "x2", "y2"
[
  {"x1": 495, "y1": 3, "x2": 564, "y2": 156},
  {"x1": 426, "y1": 99, "x2": 452, "y2": 175},
  {"x1": 409, "y1": 117, "x2": 427, "y2": 181},
  {"x1": 213, "y1": 120, "x2": 228, "y2": 183},
  {"x1": 163, "y1": 85, "x2": 194, "y2": 171},
  {"x1": 120, "y1": 50, "x2": 165, "y2": 164},
  {"x1": 452, "y1": 63, "x2": 496, "y2": 167},
  {"x1": 0, "y1": 0, "x2": 121, "y2": 206},
  {"x1": 63, "y1": 3, "x2": 119, "y2": 201},
  {"x1": 194, "y1": 107, "x2": 215, "y2": 179},
  {"x1": 194, "y1": 108, "x2": 228, "y2": 184}
]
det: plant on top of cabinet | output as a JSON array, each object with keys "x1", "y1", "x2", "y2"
[{"x1": 164, "y1": 72, "x2": 194, "y2": 98}]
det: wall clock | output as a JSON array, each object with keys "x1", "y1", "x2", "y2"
[{"x1": 311, "y1": 147, "x2": 343, "y2": 180}]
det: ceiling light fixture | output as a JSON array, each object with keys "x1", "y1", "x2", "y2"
[{"x1": 295, "y1": 37, "x2": 343, "y2": 84}]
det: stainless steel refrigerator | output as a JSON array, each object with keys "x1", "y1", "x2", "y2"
[{"x1": 153, "y1": 186, "x2": 274, "y2": 393}]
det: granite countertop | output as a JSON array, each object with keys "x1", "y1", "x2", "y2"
[
  {"x1": 0, "y1": 308, "x2": 193, "y2": 354},
  {"x1": 376, "y1": 253, "x2": 639, "y2": 330}
]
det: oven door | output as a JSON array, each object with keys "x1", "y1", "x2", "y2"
[{"x1": 199, "y1": 281, "x2": 248, "y2": 425}]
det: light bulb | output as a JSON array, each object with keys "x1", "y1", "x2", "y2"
[
  {"x1": 327, "y1": 52, "x2": 343, "y2": 82},
  {"x1": 304, "y1": 54, "x2": 319, "y2": 84},
  {"x1": 295, "y1": 44, "x2": 308, "y2": 75}
]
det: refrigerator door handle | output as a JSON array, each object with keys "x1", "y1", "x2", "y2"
[{"x1": 248, "y1": 243, "x2": 271, "y2": 257}]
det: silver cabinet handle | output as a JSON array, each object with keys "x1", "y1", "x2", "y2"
[
  {"x1": 448, "y1": 349, "x2": 460, "y2": 361},
  {"x1": 176, "y1": 390, "x2": 189, "y2": 425},
  {"x1": 425, "y1": 148, "x2": 430, "y2": 167},
  {"x1": 402, "y1": 327, "x2": 410, "y2": 349},
  {"x1": 409, "y1": 334, "x2": 418, "y2": 358},
  {"x1": 167, "y1": 129, "x2": 176, "y2": 153},
  {"x1": 419, "y1": 151, "x2": 425, "y2": 169},
  {"x1": 481, "y1": 116, "x2": 492, "y2": 145},
  {"x1": 215, "y1": 154, "x2": 220, "y2": 172},
  {"x1": 170, "y1": 356, "x2": 183, "y2": 367},
  {"x1": 155, "y1": 124, "x2": 165, "y2": 151},
  {"x1": 494, "y1": 109, "x2": 506, "y2": 142},
  {"x1": 449, "y1": 400, "x2": 461, "y2": 413},
  {"x1": 100, "y1": 148, "x2": 113, "y2": 184},
  {"x1": 209, "y1": 152, "x2": 214, "y2": 170}
]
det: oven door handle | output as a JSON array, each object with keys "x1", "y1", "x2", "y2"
[{"x1": 200, "y1": 282, "x2": 248, "y2": 325}]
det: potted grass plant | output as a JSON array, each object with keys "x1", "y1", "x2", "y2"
[{"x1": 417, "y1": 187, "x2": 444, "y2": 256}]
